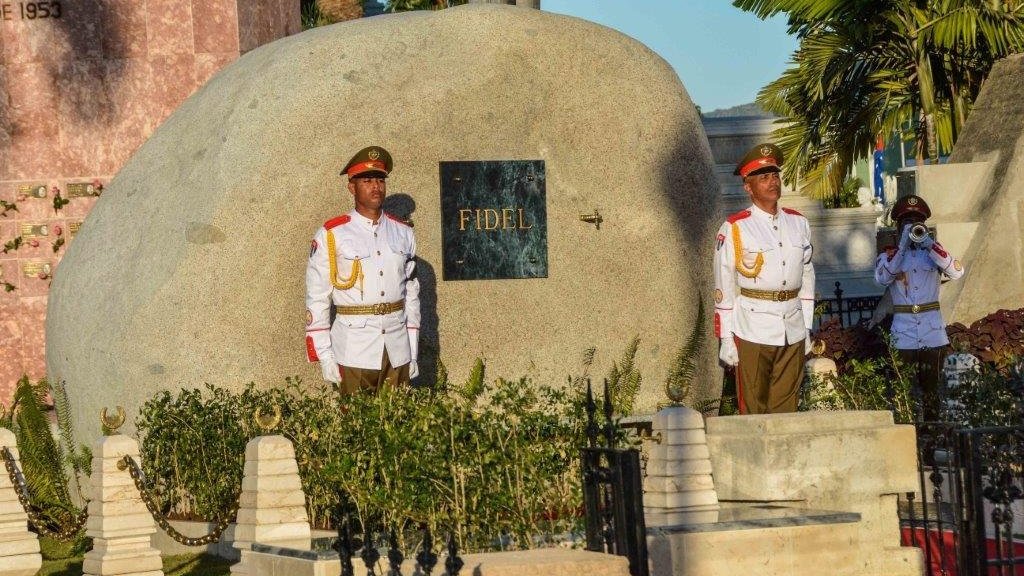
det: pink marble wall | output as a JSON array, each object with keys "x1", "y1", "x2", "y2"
[{"x1": 0, "y1": 0, "x2": 300, "y2": 404}]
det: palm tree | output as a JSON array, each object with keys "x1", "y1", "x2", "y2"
[{"x1": 733, "y1": 0, "x2": 1024, "y2": 202}]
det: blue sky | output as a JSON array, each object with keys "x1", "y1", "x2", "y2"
[{"x1": 542, "y1": 1, "x2": 798, "y2": 112}]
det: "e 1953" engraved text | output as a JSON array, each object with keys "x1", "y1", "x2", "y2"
[{"x1": 1, "y1": 1, "x2": 62, "y2": 20}]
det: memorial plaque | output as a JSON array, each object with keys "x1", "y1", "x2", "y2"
[
  {"x1": 17, "y1": 184, "x2": 47, "y2": 199},
  {"x1": 67, "y1": 182, "x2": 101, "y2": 198},
  {"x1": 439, "y1": 160, "x2": 547, "y2": 281},
  {"x1": 19, "y1": 223, "x2": 49, "y2": 238},
  {"x1": 22, "y1": 261, "x2": 51, "y2": 278}
]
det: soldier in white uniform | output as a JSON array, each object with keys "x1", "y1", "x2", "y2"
[
  {"x1": 305, "y1": 146, "x2": 421, "y2": 394},
  {"x1": 714, "y1": 143, "x2": 815, "y2": 414},
  {"x1": 874, "y1": 194, "x2": 964, "y2": 419}
]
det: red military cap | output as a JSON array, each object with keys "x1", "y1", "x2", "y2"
[
  {"x1": 891, "y1": 195, "x2": 932, "y2": 222},
  {"x1": 735, "y1": 143, "x2": 784, "y2": 177},
  {"x1": 341, "y1": 146, "x2": 393, "y2": 178}
]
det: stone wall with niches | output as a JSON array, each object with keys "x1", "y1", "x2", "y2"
[{"x1": 0, "y1": 0, "x2": 301, "y2": 401}]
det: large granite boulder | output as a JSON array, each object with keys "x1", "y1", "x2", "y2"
[{"x1": 47, "y1": 4, "x2": 720, "y2": 443}]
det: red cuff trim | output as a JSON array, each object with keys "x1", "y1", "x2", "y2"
[
  {"x1": 931, "y1": 243, "x2": 948, "y2": 258},
  {"x1": 305, "y1": 336, "x2": 319, "y2": 362},
  {"x1": 714, "y1": 312, "x2": 722, "y2": 338}
]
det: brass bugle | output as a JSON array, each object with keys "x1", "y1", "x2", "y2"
[{"x1": 909, "y1": 223, "x2": 930, "y2": 243}]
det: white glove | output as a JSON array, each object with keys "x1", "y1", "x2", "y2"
[
  {"x1": 409, "y1": 360, "x2": 419, "y2": 379},
  {"x1": 898, "y1": 224, "x2": 912, "y2": 250},
  {"x1": 917, "y1": 234, "x2": 934, "y2": 250},
  {"x1": 320, "y1": 360, "x2": 340, "y2": 384},
  {"x1": 805, "y1": 335, "x2": 813, "y2": 355},
  {"x1": 719, "y1": 338, "x2": 739, "y2": 367}
]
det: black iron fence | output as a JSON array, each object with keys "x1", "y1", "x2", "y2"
[
  {"x1": 581, "y1": 379, "x2": 649, "y2": 576},
  {"x1": 325, "y1": 520, "x2": 463, "y2": 576},
  {"x1": 815, "y1": 281, "x2": 884, "y2": 329},
  {"x1": 901, "y1": 422, "x2": 1024, "y2": 576}
]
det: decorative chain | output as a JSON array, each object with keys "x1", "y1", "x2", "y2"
[
  {"x1": 119, "y1": 455, "x2": 239, "y2": 547},
  {"x1": 1, "y1": 446, "x2": 88, "y2": 541}
]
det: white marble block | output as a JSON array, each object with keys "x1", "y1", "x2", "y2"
[
  {"x1": 230, "y1": 435, "x2": 311, "y2": 576},
  {"x1": 0, "y1": 429, "x2": 42, "y2": 576},
  {"x1": 643, "y1": 407, "x2": 719, "y2": 528},
  {"x1": 84, "y1": 434, "x2": 164, "y2": 576}
]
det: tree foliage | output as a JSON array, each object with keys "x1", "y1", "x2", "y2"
[{"x1": 734, "y1": 0, "x2": 1024, "y2": 201}]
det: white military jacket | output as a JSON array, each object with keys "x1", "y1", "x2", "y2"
[
  {"x1": 874, "y1": 240, "x2": 963, "y2": 349},
  {"x1": 713, "y1": 204, "x2": 816, "y2": 346},
  {"x1": 305, "y1": 210, "x2": 421, "y2": 370}
]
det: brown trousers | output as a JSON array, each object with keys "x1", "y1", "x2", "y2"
[
  {"x1": 339, "y1": 348, "x2": 410, "y2": 396},
  {"x1": 735, "y1": 336, "x2": 804, "y2": 414},
  {"x1": 898, "y1": 346, "x2": 947, "y2": 421}
]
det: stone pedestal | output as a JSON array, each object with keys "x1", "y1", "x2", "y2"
[
  {"x1": 705, "y1": 411, "x2": 923, "y2": 576},
  {"x1": 84, "y1": 434, "x2": 162, "y2": 576},
  {"x1": 643, "y1": 407, "x2": 719, "y2": 527},
  {"x1": 0, "y1": 429, "x2": 42, "y2": 576},
  {"x1": 230, "y1": 435, "x2": 310, "y2": 576}
]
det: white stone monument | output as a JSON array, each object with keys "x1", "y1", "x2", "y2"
[
  {"x1": 643, "y1": 406, "x2": 719, "y2": 527},
  {"x1": 230, "y1": 435, "x2": 311, "y2": 576},
  {"x1": 84, "y1": 434, "x2": 163, "y2": 576},
  {"x1": 0, "y1": 429, "x2": 42, "y2": 576}
]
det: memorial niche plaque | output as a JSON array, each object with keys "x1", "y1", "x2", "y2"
[
  {"x1": 67, "y1": 182, "x2": 100, "y2": 198},
  {"x1": 17, "y1": 184, "x2": 47, "y2": 198},
  {"x1": 439, "y1": 160, "x2": 548, "y2": 281}
]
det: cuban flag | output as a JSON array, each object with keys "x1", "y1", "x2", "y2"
[{"x1": 873, "y1": 136, "x2": 885, "y2": 201}]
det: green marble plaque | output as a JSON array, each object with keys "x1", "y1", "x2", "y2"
[{"x1": 439, "y1": 160, "x2": 547, "y2": 281}]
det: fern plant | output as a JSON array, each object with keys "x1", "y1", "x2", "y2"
[
  {"x1": 1, "y1": 376, "x2": 89, "y2": 536},
  {"x1": 664, "y1": 300, "x2": 711, "y2": 411},
  {"x1": 605, "y1": 336, "x2": 642, "y2": 417}
]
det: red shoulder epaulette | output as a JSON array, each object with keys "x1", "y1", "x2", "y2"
[
  {"x1": 782, "y1": 207, "x2": 804, "y2": 217},
  {"x1": 324, "y1": 215, "x2": 351, "y2": 229},
  {"x1": 726, "y1": 209, "x2": 751, "y2": 224},
  {"x1": 385, "y1": 213, "x2": 411, "y2": 227}
]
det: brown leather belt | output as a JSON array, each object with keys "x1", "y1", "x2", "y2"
[
  {"x1": 893, "y1": 302, "x2": 940, "y2": 314},
  {"x1": 336, "y1": 301, "x2": 404, "y2": 315},
  {"x1": 739, "y1": 287, "x2": 800, "y2": 302}
]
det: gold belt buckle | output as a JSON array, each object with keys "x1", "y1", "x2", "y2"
[
  {"x1": 372, "y1": 302, "x2": 387, "y2": 315},
  {"x1": 776, "y1": 292, "x2": 786, "y2": 302},
  {"x1": 911, "y1": 304, "x2": 920, "y2": 314}
]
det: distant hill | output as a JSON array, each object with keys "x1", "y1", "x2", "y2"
[{"x1": 703, "y1": 102, "x2": 774, "y2": 118}]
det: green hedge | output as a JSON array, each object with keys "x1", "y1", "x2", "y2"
[{"x1": 135, "y1": 365, "x2": 588, "y2": 552}]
